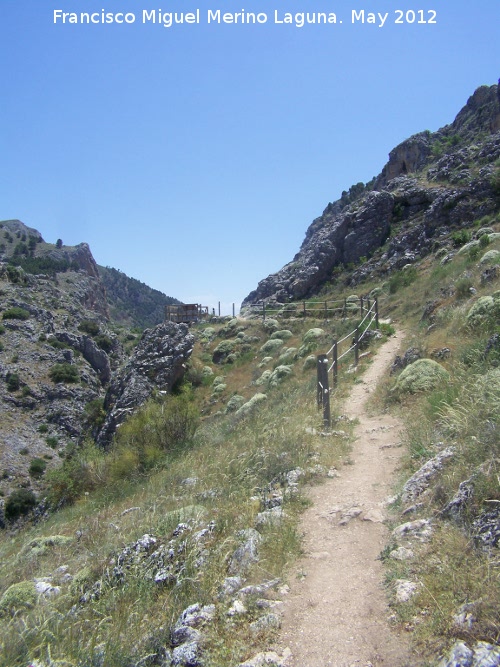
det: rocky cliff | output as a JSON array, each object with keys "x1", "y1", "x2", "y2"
[
  {"x1": 0, "y1": 220, "x2": 192, "y2": 500},
  {"x1": 242, "y1": 83, "x2": 500, "y2": 307}
]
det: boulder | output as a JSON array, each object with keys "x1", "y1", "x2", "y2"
[{"x1": 97, "y1": 322, "x2": 194, "y2": 446}]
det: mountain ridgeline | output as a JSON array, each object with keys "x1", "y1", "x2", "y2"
[{"x1": 242, "y1": 82, "x2": 500, "y2": 307}]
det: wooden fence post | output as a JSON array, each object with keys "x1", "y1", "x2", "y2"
[
  {"x1": 360, "y1": 296, "x2": 364, "y2": 317},
  {"x1": 218, "y1": 302, "x2": 221, "y2": 317},
  {"x1": 317, "y1": 354, "x2": 330, "y2": 428},
  {"x1": 354, "y1": 328, "x2": 359, "y2": 366},
  {"x1": 232, "y1": 303, "x2": 235, "y2": 318},
  {"x1": 333, "y1": 341, "x2": 338, "y2": 386},
  {"x1": 375, "y1": 297, "x2": 379, "y2": 329},
  {"x1": 343, "y1": 298, "x2": 347, "y2": 320},
  {"x1": 262, "y1": 303, "x2": 266, "y2": 320}
]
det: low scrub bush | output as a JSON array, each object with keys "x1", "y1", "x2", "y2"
[
  {"x1": 387, "y1": 266, "x2": 418, "y2": 294},
  {"x1": 110, "y1": 395, "x2": 199, "y2": 479},
  {"x1": 78, "y1": 319, "x2": 100, "y2": 336},
  {"x1": 28, "y1": 457, "x2": 47, "y2": 478},
  {"x1": 2, "y1": 307, "x2": 30, "y2": 320},
  {"x1": 49, "y1": 363, "x2": 79, "y2": 384},
  {"x1": 4, "y1": 489, "x2": 37, "y2": 521}
]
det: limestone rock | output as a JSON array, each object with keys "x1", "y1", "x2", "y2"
[
  {"x1": 401, "y1": 447, "x2": 455, "y2": 503},
  {"x1": 97, "y1": 321, "x2": 194, "y2": 446}
]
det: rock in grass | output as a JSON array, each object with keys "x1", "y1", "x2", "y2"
[
  {"x1": 401, "y1": 447, "x2": 455, "y2": 503},
  {"x1": 228, "y1": 528, "x2": 262, "y2": 575}
]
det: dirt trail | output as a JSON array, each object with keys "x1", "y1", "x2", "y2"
[{"x1": 275, "y1": 332, "x2": 411, "y2": 667}]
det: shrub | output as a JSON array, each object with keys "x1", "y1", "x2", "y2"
[
  {"x1": 94, "y1": 334, "x2": 113, "y2": 352},
  {"x1": 0, "y1": 582, "x2": 37, "y2": 615},
  {"x1": 388, "y1": 266, "x2": 418, "y2": 293},
  {"x1": 29, "y1": 458, "x2": 47, "y2": 478},
  {"x1": 45, "y1": 441, "x2": 106, "y2": 507},
  {"x1": 111, "y1": 396, "x2": 199, "y2": 478},
  {"x1": 212, "y1": 340, "x2": 236, "y2": 364},
  {"x1": 393, "y1": 359, "x2": 449, "y2": 394},
  {"x1": 78, "y1": 319, "x2": 100, "y2": 336},
  {"x1": 466, "y1": 293, "x2": 500, "y2": 330},
  {"x1": 49, "y1": 363, "x2": 79, "y2": 383},
  {"x1": 479, "y1": 233, "x2": 491, "y2": 248},
  {"x1": 2, "y1": 306, "x2": 30, "y2": 320},
  {"x1": 4, "y1": 488, "x2": 37, "y2": 520},
  {"x1": 0, "y1": 324, "x2": 5, "y2": 334},
  {"x1": 46, "y1": 436, "x2": 58, "y2": 449},
  {"x1": 234, "y1": 393, "x2": 267, "y2": 418},
  {"x1": 6, "y1": 373, "x2": 20, "y2": 392},
  {"x1": 260, "y1": 338, "x2": 284, "y2": 355},
  {"x1": 480, "y1": 250, "x2": 500, "y2": 265},
  {"x1": 451, "y1": 230, "x2": 472, "y2": 247},
  {"x1": 84, "y1": 398, "x2": 106, "y2": 430},
  {"x1": 455, "y1": 277, "x2": 474, "y2": 299}
]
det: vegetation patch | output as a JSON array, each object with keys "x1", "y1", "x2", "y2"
[
  {"x1": 393, "y1": 359, "x2": 449, "y2": 394},
  {"x1": 49, "y1": 363, "x2": 79, "y2": 384}
]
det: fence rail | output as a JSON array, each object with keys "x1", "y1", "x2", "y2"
[
  {"x1": 245, "y1": 296, "x2": 379, "y2": 321},
  {"x1": 316, "y1": 298, "x2": 379, "y2": 428}
]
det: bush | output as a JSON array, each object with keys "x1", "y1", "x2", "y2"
[
  {"x1": 45, "y1": 441, "x2": 106, "y2": 507},
  {"x1": 29, "y1": 457, "x2": 47, "y2": 478},
  {"x1": 455, "y1": 277, "x2": 474, "y2": 299},
  {"x1": 451, "y1": 230, "x2": 472, "y2": 247},
  {"x1": 388, "y1": 266, "x2": 418, "y2": 294},
  {"x1": 78, "y1": 319, "x2": 100, "y2": 336},
  {"x1": 393, "y1": 359, "x2": 449, "y2": 394},
  {"x1": 94, "y1": 334, "x2": 113, "y2": 352},
  {"x1": 46, "y1": 436, "x2": 58, "y2": 449},
  {"x1": 0, "y1": 582, "x2": 37, "y2": 615},
  {"x1": 6, "y1": 373, "x2": 20, "y2": 392},
  {"x1": 4, "y1": 488, "x2": 37, "y2": 521},
  {"x1": 49, "y1": 363, "x2": 79, "y2": 383},
  {"x1": 111, "y1": 396, "x2": 199, "y2": 478},
  {"x1": 84, "y1": 398, "x2": 106, "y2": 430},
  {"x1": 2, "y1": 307, "x2": 30, "y2": 320}
]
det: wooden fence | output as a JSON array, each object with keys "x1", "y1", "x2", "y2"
[
  {"x1": 316, "y1": 298, "x2": 379, "y2": 428},
  {"x1": 245, "y1": 296, "x2": 379, "y2": 321}
]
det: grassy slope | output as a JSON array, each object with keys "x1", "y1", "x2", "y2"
[{"x1": 1, "y1": 217, "x2": 500, "y2": 666}]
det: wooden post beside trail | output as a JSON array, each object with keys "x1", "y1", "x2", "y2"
[
  {"x1": 375, "y1": 297, "x2": 379, "y2": 329},
  {"x1": 333, "y1": 341, "x2": 338, "y2": 386},
  {"x1": 262, "y1": 303, "x2": 266, "y2": 320},
  {"x1": 354, "y1": 328, "x2": 359, "y2": 366},
  {"x1": 360, "y1": 296, "x2": 364, "y2": 317},
  {"x1": 317, "y1": 354, "x2": 331, "y2": 428},
  {"x1": 218, "y1": 302, "x2": 221, "y2": 317}
]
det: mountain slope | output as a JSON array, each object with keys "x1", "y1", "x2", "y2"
[
  {"x1": 242, "y1": 83, "x2": 500, "y2": 307},
  {"x1": 98, "y1": 265, "x2": 181, "y2": 330}
]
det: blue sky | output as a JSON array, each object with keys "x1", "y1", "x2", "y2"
[{"x1": 1, "y1": 0, "x2": 499, "y2": 314}]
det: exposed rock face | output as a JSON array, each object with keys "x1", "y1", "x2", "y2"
[
  {"x1": 242, "y1": 83, "x2": 500, "y2": 307},
  {"x1": 0, "y1": 219, "x2": 184, "y2": 499},
  {"x1": 97, "y1": 322, "x2": 194, "y2": 446}
]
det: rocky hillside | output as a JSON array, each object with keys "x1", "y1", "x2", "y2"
[
  {"x1": 98, "y1": 266, "x2": 181, "y2": 330},
  {"x1": 0, "y1": 220, "x2": 192, "y2": 502},
  {"x1": 242, "y1": 82, "x2": 500, "y2": 307}
]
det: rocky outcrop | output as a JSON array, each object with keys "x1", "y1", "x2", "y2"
[
  {"x1": 53, "y1": 331, "x2": 112, "y2": 384},
  {"x1": 242, "y1": 83, "x2": 500, "y2": 308},
  {"x1": 97, "y1": 322, "x2": 194, "y2": 446}
]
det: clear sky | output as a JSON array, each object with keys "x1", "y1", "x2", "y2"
[{"x1": 1, "y1": 0, "x2": 499, "y2": 314}]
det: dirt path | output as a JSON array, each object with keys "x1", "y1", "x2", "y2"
[{"x1": 275, "y1": 332, "x2": 411, "y2": 667}]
